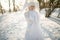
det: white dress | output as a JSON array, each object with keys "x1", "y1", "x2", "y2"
[{"x1": 24, "y1": 10, "x2": 44, "y2": 40}]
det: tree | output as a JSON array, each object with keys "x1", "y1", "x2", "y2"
[
  {"x1": 37, "y1": 0, "x2": 42, "y2": 10},
  {"x1": 45, "y1": 0, "x2": 60, "y2": 17},
  {"x1": 9, "y1": 0, "x2": 11, "y2": 12},
  {"x1": 38, "y1": 0, "x2": 60, "y2": 17},
  {"x1": 0, "y1": 3, "x2": 3, "y2": 14},
  {"x1": 13, "y1": 0, "x2": 17, "y2": 12}
]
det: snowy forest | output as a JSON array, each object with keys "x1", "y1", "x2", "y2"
[{"x1": 0, "y1": 0, "x2": 60, "y2": 40}]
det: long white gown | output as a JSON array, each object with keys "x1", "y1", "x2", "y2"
[{"x1": 24, "y1": 10, "x2": 44, "y2": 40}]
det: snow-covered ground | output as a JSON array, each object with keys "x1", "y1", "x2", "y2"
[
  {"x1": 0, "y1": 9, "x2": 60, "y2": 40},
  {"x1": 40, "y1": 9, "x2": 60, "y2": 40},
  {"x1": 0, "y1": 11, "x2": 27, "y2": 40}
]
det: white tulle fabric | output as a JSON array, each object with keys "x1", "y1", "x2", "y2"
[{"x1": 24, "y1": 10, "x2": 44, "y2": 40}]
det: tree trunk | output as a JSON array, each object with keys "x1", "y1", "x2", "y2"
[
  {"x1": 45, "y1": 8, "x2": 51, "y2": 17},
  {"x1": 45, "y1": 7, "x2": 55, "y2": 17},
  {"x1": 37, "y1": 0, "x2": 42, "y2": 10},
  {"x1": 13, "y1": 0, "x2": 17, "y2": 12},
  {"x1": 0, "y1": 3, "x2": 3, "y2": 14},
  {"x1": 9, "y1": 0, "x2": 11, "y2": 12}
]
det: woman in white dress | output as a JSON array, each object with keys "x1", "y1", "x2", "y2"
[{"x1": 24, "y1": 2, "x2": 44, "y2": 40}]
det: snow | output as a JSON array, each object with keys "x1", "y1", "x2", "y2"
[
  {"x1": 0, "y1": 9, "x2": 60, "y2": 40},
  {"x1": 0, "y1": 11, "x2": 27, "y2": 40}
]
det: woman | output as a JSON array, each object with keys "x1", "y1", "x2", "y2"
[{"x1": 24, "y1": 2, "x2": 44, "y2": 40}]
